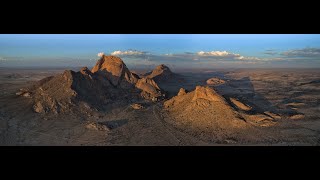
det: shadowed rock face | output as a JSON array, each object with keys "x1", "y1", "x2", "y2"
[
  {"x1": 145, "y1": 64, "x2": 185, "y2": 98},
  {"x1": 80, "y1": 67, "x2": 92, "y2": 76},
  {"x1": 91, "y1": 55, "x2": 139, "y2": 87},
  {"x1": 147, "y1": 64, "x2": 173, "y2": 82},
  {"x1": 26, "y1": 56, "x2": 166, "y2": 114},
  {"x1": 31, "y1": 70, "x2": 80, "y2": 113},
  {"x1": 135, "y1": 77, "x2": 164, "y2": 100},
  {"x1": 30, "y1": 69, "x2": 128, "y2": 113}
]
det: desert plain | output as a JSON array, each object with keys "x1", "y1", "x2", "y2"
[{"x1": 0, "y1": 56, "x2": 319, "y2": 145}]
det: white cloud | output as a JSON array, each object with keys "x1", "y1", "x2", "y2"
[
  {"x1": 196, "y1": 50, "x2": 286, "y2": 61},
  {"x1": 235, "y1": 56, "x2": 244, "y2": 60},
  {"x1": 101, "y1": 49, "x2": 288, "y2": 65},
  {"x1": 196, "y1": 51, "x2": 265, "y2": 61},
  {"x1": 197, "y1": 51, "x2": 241, "y2": 57},
  {"x1": 111, "y1": 50, "x2": 146, "y2": 56},
  {"x1": 235, "y1": 56, "x2": 261, "y2": 61},
  {"x1": 97, "y1": 52, "x2": 104, "y2": 57}
]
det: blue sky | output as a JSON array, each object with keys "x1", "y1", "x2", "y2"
[{"x1": 1, "y1": 34, "x2": 320, "y2": 68}]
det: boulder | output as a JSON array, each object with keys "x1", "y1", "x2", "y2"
[
  {"x1": 206, "y1": 77, "x2": 226, "y2": 85},
  {"x1": 33, "y1": 101, "x2": 44, "y2": 113},
  {"x1": 131, "y1": 103, "x2": 144, "y2": 110}
]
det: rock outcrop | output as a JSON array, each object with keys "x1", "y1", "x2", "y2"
[
  {"x1": 145, "y1": 64, "x2": 184, "y2": 98},
  {"x1": 230, "y1": 98, "x2": 252, "y2": 111},
  {"x1": 85, "y1": 122, "x2": 109, "y2": 131},
  {"x1": 147, "y1": 64, "x2": 173, "y2": 81},
  {"x1": 191, "y1": 86, "x2": 227, "y2": 102},
  {"x1": 164, "y1": 86, "x2": 250, "y2": 142},
  {"x1": 91, "y1": 55, "x2": 139, "y2": 88},
  {"x1": 177, "y1": 88, "x2": 187, "y2": 96},
  {"x1": 131, "y1": 103, "x2": 144, "y2": 110},
  {"x1": 91, "y1": 55, "x2": 165, "y2": 99},
  {"x1": 164, "y1": 86, "x2": 242, "y2": 120},
  {"x1": 163, "y1": 85, "x2": 279, "y2": 142},
  {"x1": 148, "y1": 64, "x2": 173, "y2": 78},
  {"x1": 206, "y1": 77, "x2": 226, "y2": 85},
  {"x1": 23, "y1": 55, "x2": 166, "y2": 114},
  {"x1": 135, "y1": 77, "x2": 164, "y2": 100}
]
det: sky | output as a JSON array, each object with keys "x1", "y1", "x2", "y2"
[{"x1": 1, "y1": 34, "x2": 320, "y2": 69}]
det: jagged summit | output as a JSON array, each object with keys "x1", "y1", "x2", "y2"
[
  {"x1": 148, "y1": 64, "x2": 172, "y2": 76},
  {"x1": 143, "y1": 64, "x2": 185, "y2": 98},
  {"x1": 177, "y1": 88, "x2": 187, "y2": 96},
  {"x1": 192, "y1": 86, "x2": 227, "y2": 102},
  {"x1": 91, "y1": 55, "x2": 139, "y2": 87},
  {"x1": 91, "y1": 55, "x2": 124, "y2": 73},
  {"x1": 90, "y1": 55, "x2": 165, "y2": 99},
  {"x1": 80, "y1": 67, "x2": 92, "y2": 76},
  {"x1": 30, "y1": 68, "x2": 139, "y2": 113},
  {"x1": 20, "y1": 55, "x2": 167, "y2": 113},
  {"x1": 147, "y1": 64, "x2": 173, "y2": 81}
]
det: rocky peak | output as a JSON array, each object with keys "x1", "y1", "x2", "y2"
[
  {"x1": 177, "y1": 88, "x2": 187, "y2": 96},
  {"x1": 80, "y1": 67, "x2": 92, "y2": 76},
  {"x1": 192, "y1": 86, "x2": 226, "y2": 102},
  {"x1": 147, "y1": 64, "x2": 172, "y2": 79},
  {"x1": 91, "y1": 55, "x2": 138, "y2": 87}
]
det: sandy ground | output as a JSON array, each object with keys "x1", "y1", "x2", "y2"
[{"x1": 0, "y1": 68, "x2": 319, "y2": 145}]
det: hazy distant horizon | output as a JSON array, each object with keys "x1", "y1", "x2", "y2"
[{"x1": 1, "y1": 34, "x2": 320, "y2": 68}]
